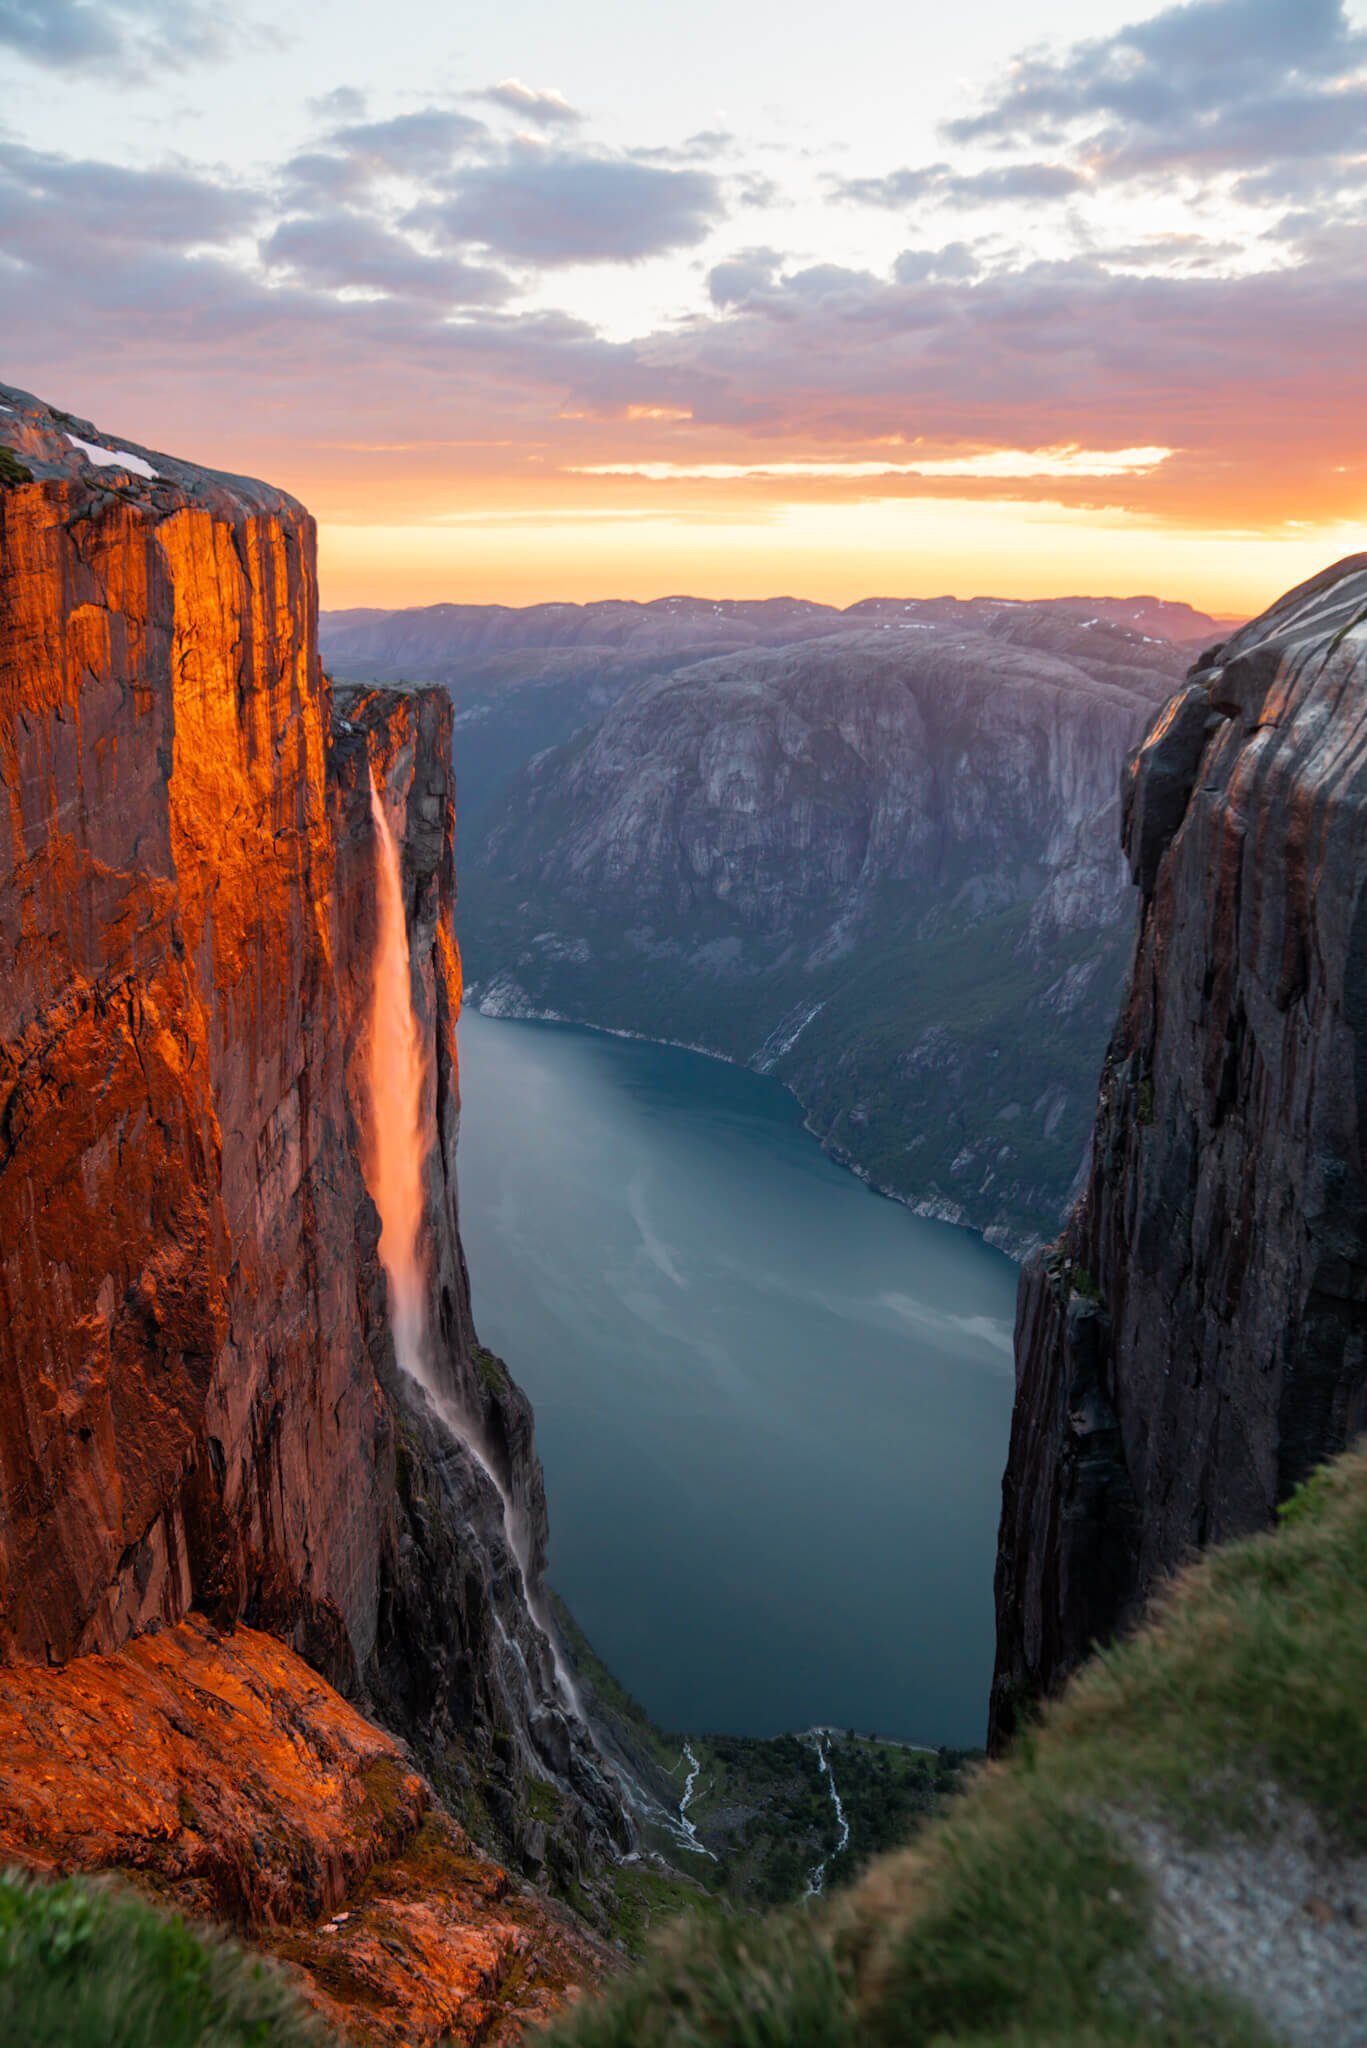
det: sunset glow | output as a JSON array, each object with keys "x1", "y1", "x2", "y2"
[{"x1": 4, "y1": 0, "x2": 1364, "y2": 613}]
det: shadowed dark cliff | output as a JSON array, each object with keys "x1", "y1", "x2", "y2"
[{"x1": 991, "y1": 553, "x2": 1367, "y2": 1746}]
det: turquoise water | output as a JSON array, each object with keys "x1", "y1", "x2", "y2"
[{"x1": 455, "y1": 1011, "x2": 1018, "y2": 1747}]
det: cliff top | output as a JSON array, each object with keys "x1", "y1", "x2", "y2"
[
  {"x1": 1198, "y1": 552, "x2": 1367, "y2": 670},
  {"x1": 0, "y1": 381, "x2": 304, "y2": 521}
]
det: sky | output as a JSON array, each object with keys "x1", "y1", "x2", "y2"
[{"x1": 2, "y1": 0, "x2": 1365, "y2": 613}]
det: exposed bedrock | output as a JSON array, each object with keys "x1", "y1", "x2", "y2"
[
  {"x1": 992, "y1": 554, "x2": 1367, "y2": 1745},
  {"x1": 0, "y1": 384, "x2": 625, "y2": 1881}
]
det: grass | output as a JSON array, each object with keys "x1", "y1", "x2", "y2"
[
  {"x1": 526, "y1": 1777, "x2": 564, "y2": 1826},
  {"x1": 602, "y1": 1864, "x2": 729, "y2": 1961},
  {"x1": 541, "y1": 1441, "x2": 1367, "y2": 2047},
  {"x1": 0, "y1": 448, "x2": 33, "y2": 486},
  {"x1": 473, "y1": 1344, "x2": 511, "y2": 1395},
  {"x1": 0, "y1": 1869, "x2": 328, "y2": 2047}
]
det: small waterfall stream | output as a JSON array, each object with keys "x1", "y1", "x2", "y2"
[
  {"x1": 674, "y1": 1742, "x2": 718, "y2": 1860},
  {"x1": 805, "y1": 1735, "x2": 850, "y2": 1897}
]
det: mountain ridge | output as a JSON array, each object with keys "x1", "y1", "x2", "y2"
[{"x1": 454, "y1": 609, "x2": 1191, "y2": 1251}]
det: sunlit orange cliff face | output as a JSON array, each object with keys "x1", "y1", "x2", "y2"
[{"x1": 0, "y1": 383, "x2": 624, "y2": 2040}]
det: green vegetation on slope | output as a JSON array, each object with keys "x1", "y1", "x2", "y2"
[
  {"x1": 462, "y1": 874, "x2": 1127, "y2": 1252},
  {"x1": 0, "y1": 1870, "x2": 326, "y2": 2048},
  {"x1": 552, "y1": 1597, "x2": 974, "y2": 1918},
  {"x1": 543, "y1": 1442, "x2": 1367, "y2": 2047}
]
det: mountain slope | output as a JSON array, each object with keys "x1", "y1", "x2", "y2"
[
  {"x1": 460, "y1": 612, "x2": 1187, "y2": 1250},
  {"x1": 318, "y1": 593, "x2": 1226, "y2": 854}
]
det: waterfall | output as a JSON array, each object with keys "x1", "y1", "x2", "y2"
[
  {"x1": 805, "y1": 1735, "x2": 850, "y2": 1897},
  {"x1": 364, "y1": 766, "x2": 587, "y2": 1723},
  {"x1": 366, "y1": 768, "x2": 431, "y2": 1386}
]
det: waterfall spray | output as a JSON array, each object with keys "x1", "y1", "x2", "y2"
[{"x1": 364, "y1": 766, "x2": 586, "y2": 1721}]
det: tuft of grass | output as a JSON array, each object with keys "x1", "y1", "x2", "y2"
[
  {"x1": 550, "y1": 1908, "x2": 852, "y2": 2048},
  {"x1": 0, "y1": 448, "x2": 33, "y2": 487},
  {"x1": 525, "y1": 1777, "x2": 563, "y2": 1826},
  {"x1": 543, "y1": 1444, "x2": 1366, "y2": 2048},
  {"x1": 0, "y1": 1868, "x2": 330, "y2": 2047},
  {"x1": 473, "y1": 1344, "x2": 511, "y2": 1395}
]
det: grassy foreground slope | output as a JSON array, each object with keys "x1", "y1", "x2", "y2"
[
  {"x1": 543, "y1": 1442, "x2": 1367, "y2": 2048},
  {"x1": 0, "y1": 1872, "x2": 327, "y2": 2047}
]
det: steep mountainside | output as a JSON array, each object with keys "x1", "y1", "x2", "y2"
[
  {"x1": 992, "y1": 554, "x2": 1367, "y2": 1742},
  {"x1": 0, "y1": 385, "x2": 626, "y2": 2031},
  {"x1": 459, "y1": 615, "x2": 1187, "y2": 1250},
  {"x1": 319, "y1": 592, "x2": 1227, "y2": 852}
]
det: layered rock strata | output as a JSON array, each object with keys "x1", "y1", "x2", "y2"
[{"x1": 992, "y1": 554, "x2": 1367, "y2": 1743}]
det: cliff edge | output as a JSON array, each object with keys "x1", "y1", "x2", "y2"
[
  {"x1": 991, "y1": 553, "x2": 1367, "y2": 1741},
  {"x1": 0, "y1": 384, "x2": 625, "y2": 2032}
]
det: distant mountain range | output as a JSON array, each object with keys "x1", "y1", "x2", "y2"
[
  {"x1": 322, "y1": 590, "x2": 1235, "y2": 671},
  {"x1": 322, "y1": 595, "x2": 1219, "y2": 1251}
]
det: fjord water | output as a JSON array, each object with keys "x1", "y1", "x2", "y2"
[{"x1": 456, "y1": 1011, "x2": 1017, "y2": 1747}]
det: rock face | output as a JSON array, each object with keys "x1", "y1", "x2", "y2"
[
  {"x1": 459, "y1": 616, "x2": 1186, "y2": 1250},
  {"x1": 991, "y1": 554, "x2": 1367, "y2": 1744},
  {"x1": 0, "y1": 384, "x2": 625, "y2": 1893},
  {"x1": 0, "y1": 1613, "x2": 614, "y2": 2045}
]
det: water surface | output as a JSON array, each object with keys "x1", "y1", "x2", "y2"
[{"x1": 456, "y1": 1011, "x2": 1016, "y2": 1746}]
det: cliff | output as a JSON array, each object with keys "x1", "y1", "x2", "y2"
[
  {"x1": 992, "y1": 554, "x2": 1367, "y2": 1742},
  {"x1": 0, "y1": 383, "x2": 625, "y2": 2023},
  {"x1": 459, "y1": 618, "x2": 1185, "y2": 1249}
]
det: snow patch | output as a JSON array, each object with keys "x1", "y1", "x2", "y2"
[{"x1": 66, "y1": 433, "x2": 158, "y2": 481}]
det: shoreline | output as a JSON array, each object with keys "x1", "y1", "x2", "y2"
[{"x1": 463, "y1": 982, "x2": 1037, "y2": 1264}]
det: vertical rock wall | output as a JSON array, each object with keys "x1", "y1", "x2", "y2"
[
  {"x1": 0, "y1": 385, "x2": 625, "y2": 1874},
  {"x1": 0, "y1": 387, "x2": 382, "y2": 1672},
  {"x1": 992, "y1": 555, "x2": 1367, "y2": 1745}
]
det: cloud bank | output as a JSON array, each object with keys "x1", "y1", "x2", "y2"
[{"x1": 1, "y1": 0, "x2": 1362, "y2": 574}]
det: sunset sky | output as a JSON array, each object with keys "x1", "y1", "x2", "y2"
[{"x1": 3, "y1": 0, "x2": 1365, "y2": 612}]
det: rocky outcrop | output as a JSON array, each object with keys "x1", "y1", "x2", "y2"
[
  {"x1": 0, "y1": 384, "x2": 625, "y2": 1912},
  {"x1": 461, "y1": 617, "x2": 1186, "y2": 1250},
  {"x1": 0, "y1": 1613, "x2": 614, "y2": 2044},
  {"x1": 991, "y1": 554, "x2": 1367, "y2": 1744}
]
